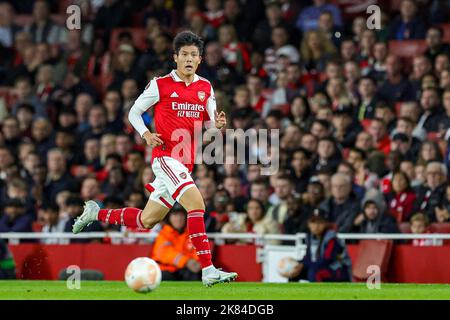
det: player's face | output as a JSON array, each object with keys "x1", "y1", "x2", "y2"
[{"x1": 174, "y1": 45, "x2": 202, "y2": 76}]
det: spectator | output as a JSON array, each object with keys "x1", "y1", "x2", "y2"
[
  {"x1": 253, "y1": 1, "x2": 286, "y2": 52},
  {"x1": 263, "y1": 25, "x2": 299, "y2": 81},
  {"x1": 1, "y1": 116, "x2": 21, "y2": 155},
  {"x1": 387, "y1": 171, "x2": 417, "y2": 223},
  {"x1": 218, "y1": 24, "x2": 251, "y2": 74},
  {"x1": 367, "y1": 118, "x2": 391, "y2": 156},
  {"x1": 296, "y1": 0, "x2": 342, "y2": 33},
  {"x1": 313, "y1": 137, "x2": 341, "y2": 173},
  {"x1": 390, "y1": 133, "x2": 415, "y2": 163},
  {"x1": 209, "y1": 188, "x2": 233, "y2": 232},
  {"x1": 378, "y1": 55, "x2": 415, "y2": 103},
  {"x1": 24, "y1": 0, "x2": 66, "y2": 44},
  {"x1": 318, "y1": 10, "x2": 342, "y2": 48},
  {"x1": 417, "y1": 140, "x2": 443, "y2": 166},
  {"x1": 280, "y1": 209, "x2": 352, "y2": 282},
  {"x1": 353, "y1": 199, "x2": 399, "y2": 234},
  {"x1": 332, "y1": 106, "x2": 361, "y2": 148},
  {"x1": 267, "y1": 175, "x2": 296, "y2": 224},
  {"x1": 0, "y1": 198, "x2": 33, "y2": 233},
  {"x1": 222, "y1": 198, "x2": 280, "y2": 243},
  {"x1": 0, "y1": 2, "x2": 20, "y2": 48},
  {"x1": 31, "y1": 118, "x2": 54, "y2": 160},
  {"x1": 368, "y1": 42, "x2": 388, "y2": 83},
  {"x1": 40, "y1": 203, "x2": 66, "y2": 243},
  {"x1": 319, "y1": 173, "x2": 360, "y2": 232},
  {"x1": 300, "y1": 30, "x2": 337, "y2": 72},
  {"x1": 413, "y1": 162, "x2": 447, "y2": 222},
  {"x1": 12, "y1": 77, "x2": 46, "y2": 118},
  {"x1": 417, "y1": 88, "x2": 443, "y2": 133},
  {"x1": 410, "y1": 213, "x2": 443, "y2": 246},
  {"x1": 388, "y1": 0, "x2": 427, "y2": 40},
  {"x1": 43, "y1": 148, "x2": 75, "y2": 205},
  {"x1": 285, "y1": 180, "x2": 326, "y2": 234},
  {"x1": 151, "y1": 204, "x2": 201, "y2": 281}
]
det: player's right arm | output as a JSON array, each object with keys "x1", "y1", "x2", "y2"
[{"x1": 128, "y1": 79, "x2": 164, "y2": 147}]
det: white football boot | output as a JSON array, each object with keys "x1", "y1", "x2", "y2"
[
  {"x1": 72, "y1": 200, "x2": 100, "y2": 234},
  {"x1": 202, "y1": 266, "x2": 238, "y2": 287}
]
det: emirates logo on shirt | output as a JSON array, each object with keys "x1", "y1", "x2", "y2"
[{"x1": 198, "y1": 91, "x2": 205, "y2": 102}]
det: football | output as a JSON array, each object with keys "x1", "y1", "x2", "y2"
[
  {"x1": 277, "y1": 257, "x2": 299, "y2": 277},
  {"x1": 125, "y1": 257, "x2": 162, "y2": 293}
]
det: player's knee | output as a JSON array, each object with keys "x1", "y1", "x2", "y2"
[
  {"x1": 184, "y1": 198, "x2": 205, "y2": 212},
  {"x1": 140, "y1": 213, "x2": 160, "y2": 229}
]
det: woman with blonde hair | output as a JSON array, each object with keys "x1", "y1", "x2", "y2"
[{"x1": 300, "y1": 30, "x2": 337, "y2": 72}]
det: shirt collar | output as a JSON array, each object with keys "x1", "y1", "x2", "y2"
[{"x1": 171, "y1": 70, "x2": 199, "y2": 84}]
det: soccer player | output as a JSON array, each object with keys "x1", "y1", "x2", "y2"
[{"x1": 72, "y1": 31, "x2": 238, "y2": 287}]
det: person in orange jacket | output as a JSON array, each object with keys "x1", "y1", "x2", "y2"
[{"x1": 151, "y1": 203, "x2": 202, "y2": 281}]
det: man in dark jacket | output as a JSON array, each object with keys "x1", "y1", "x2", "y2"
[
  {"x1": 413, "y1": 162, "x2": 447, "y2": 222},
  {"x1": 352, "y1": 200, "x2": 399, "y2": 234},
  {"x1": 0, "y1": 198, "x2": 32, "y2": 233},
  {"x1": 388, "y1": 0, "x2": 427, "y2": 40},
  {"x1": 281, "y1": 209, "x2": 352, "y2": 282},
  {"x1": 319, "y1": 173, "x2": 360, "y2": 232}
]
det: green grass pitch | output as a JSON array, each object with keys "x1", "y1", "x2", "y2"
[{"x1": 0, "y1": 281, "x2": 449, "y2": 300}]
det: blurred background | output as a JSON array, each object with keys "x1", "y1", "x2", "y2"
[{"x1": 0, "y1": 0, "x2": 449, "y2": 283}]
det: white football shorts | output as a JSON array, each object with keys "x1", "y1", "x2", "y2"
[{"x1": 144, "y1": 156, "x2": 196, "y2": 209}]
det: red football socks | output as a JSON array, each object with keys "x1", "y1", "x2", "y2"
[
  {"x1": 98, "y1": 208, "x2": 145, "y2": 229},
  {"x1": 187, "y1": 209, "x2": 213, "y2": 268}
]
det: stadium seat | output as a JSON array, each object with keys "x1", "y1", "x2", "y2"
[
  {"x1": 388, "y1": 40, "x2": 427, "y2": 58},
  {"x1": 352, "y1": 239, "x2": 393, "y2": 282},
  {"x1": 109, "y1": 28, "x2": 148, "y2": 52},
  {"x1": 440, "y1": 24, "x2": 450, "y2": 43}
]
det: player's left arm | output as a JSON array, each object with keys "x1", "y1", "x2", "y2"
[{"x1": 204, "y1": 86, "x2": 226, "y2": 130}]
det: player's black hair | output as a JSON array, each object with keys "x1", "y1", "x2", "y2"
[{"x1": 173, "y1": 30, "x2": 204, "y2": 55}]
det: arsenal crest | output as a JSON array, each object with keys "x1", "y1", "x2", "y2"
[
  {"x1": 180, "y1": 172, "x2": 187, "y2": 179},
  {"x1": 198, "y1": 91, "x2": 205, "y2": 102}
]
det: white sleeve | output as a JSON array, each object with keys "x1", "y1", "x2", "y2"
[
  {"x1": 128, "y1": 79, "x2": 159, "y2": 137},
  {"x1": 204, "y1": 86, "x2": 217, "y2": 129}
]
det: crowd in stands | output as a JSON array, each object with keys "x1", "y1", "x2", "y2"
[{"x1": 0, "y1": 0, "x2": 449, "y2": 248}]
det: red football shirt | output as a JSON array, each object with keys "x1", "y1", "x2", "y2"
[{"x1": 128, "y1": 70, "x2": 217, "y2": 172}]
